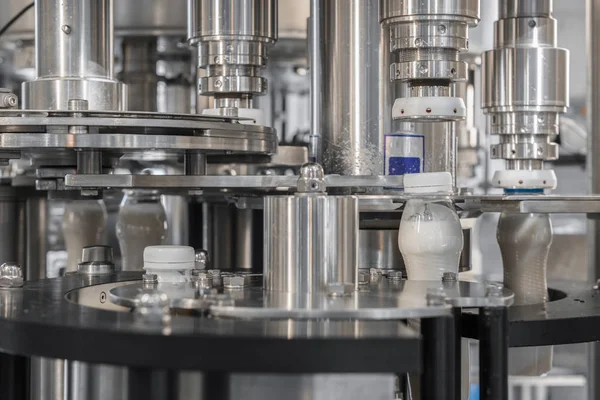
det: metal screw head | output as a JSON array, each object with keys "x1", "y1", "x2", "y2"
[
  {"x1": 369, "y1": 268, "x2": 383, "y2": 277},
  {"x1": 297, "y1": 162, "x2": 326, "y2": 193},
  {"x1": 134, "y1": 291, "x2": 171, "y2": 324},
  {"x1": 426, "y1": 288, "x2": 447, "y2": 306},
  {"x1": 61, "y1": 24, "x2": 72, "y2": 34},
  {"x1": 442, "y1": 272, "x2": 458, "y2": 282},
  {"x1": 223, "y1": 274, "x2": 250, "y2": 289},
  {"x1": 326, "y1": 282, "x2": 354, "y2": 297},
  {"x1": 0, "y1": 263, "x2": 23, "y2": 288}
]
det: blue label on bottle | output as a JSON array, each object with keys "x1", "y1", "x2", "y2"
[{"x1": 384, "y1": 133, "x2": 425, "y2": 189}]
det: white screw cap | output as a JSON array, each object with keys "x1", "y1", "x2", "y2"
[
  {"x1": 404, "y1": 172, "x2": 453, "y2": 194},
  {"x1": 143, "y1": 246, "x2": 195, "y2": 270}
]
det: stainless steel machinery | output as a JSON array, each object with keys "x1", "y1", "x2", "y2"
[{"x1": 0, "y1": 1, "x2": 598, "y2": 400}]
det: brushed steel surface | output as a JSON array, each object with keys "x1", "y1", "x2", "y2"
[
  {"x1": 319, "y1": 0, "x2": 382, "y2": 176},
  {"x1": 263, "y1": 195, "x2": 359, "y2": 293}
]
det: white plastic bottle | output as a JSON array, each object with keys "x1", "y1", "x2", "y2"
[
  {"x1": 116, "y1": 190, "x2": 168, "y2": 271},
  {"x1": 398, "y1": 172, "x2": 463, "y2": 280}
]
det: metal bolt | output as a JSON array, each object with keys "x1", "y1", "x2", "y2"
[
  {"x1": 190, "y1": 269, "x2": 212, "y2": 290},
  {"x1": 442, "y1": 272, "x2": 458, "y2": 283},
  {"x1": 0, "y1": 263, "x2": 23, "y2": 288},
  {"x1": 142, "y1": 273, "x2": 158, "y2": 286},
  {"x1": 223, "y1": 274, "x2": 250, "y2": 289},
  {"x1": 297, "y1": 162, "x2": 326, "y2": 193},
  {"x1": 426, "y1": 288, "x2": 447, "y2": 306},
  {"x1": 61, "y1": 25, "x2": 71, "y2": 34},
  {"x1": 3, "y1": 94, "x2": 17, "y2": 108},
  {"x1": 134, "y1": 291, "x2": 171, "y2": 324},
  {"x1": 326, "y1": 282, "x2": 354, "y2": 297}
]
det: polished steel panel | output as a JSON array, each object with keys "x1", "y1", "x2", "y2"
[
  {"x1": 380, "y1": 0, "x2": 480, "y2": 24},
  {"x1": 188, "y1": 0, "x2": 277, "y2": 41},
  {"x1": 319, "y1": 0, "x2": 382, "y2": 176},
  {"x1": 263, "y1": 195, "x2": 358, "y2": 293},
  {"x1": 25, "y1": 195, "x2": 48, "y2": 280}
]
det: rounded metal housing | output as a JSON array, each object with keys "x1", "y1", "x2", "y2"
[
  {"x1": 380, "y1": 0, "x2": 480, "y2": 25},
  {"x1": 263, "y1": 194, "x2": 358, "y2": 294}
]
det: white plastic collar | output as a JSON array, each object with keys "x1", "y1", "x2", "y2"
[
  {"x1": 493, "y1": 170, "x2": 557, "y2": 190},
  {"x1": 392, "y1": 97, "x2": 466, "y2": 122}
]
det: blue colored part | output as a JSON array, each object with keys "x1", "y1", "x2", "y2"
[
  {"x1": 388, "y1": 157, "x2": 421, "y2": 176},
  {"x1": 469, "y1": 383, "x2": 480, "y2": 400},
  {"x1": 504, "y1": 189, "x2": 544, "y2": 195}
]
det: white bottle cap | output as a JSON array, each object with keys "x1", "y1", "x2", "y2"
[
  {"x1": 143, "y1": 246, "x2": 195, "y2": 270},
  {"x1": 404, "y1": 172, "x2": 453, "y2": 194}
]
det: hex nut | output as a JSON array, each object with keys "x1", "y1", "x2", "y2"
[
  {"x1": 0, "y1": 263, "x2": 24, "y2": 288},
  {"x1": 387, "y1": 271, "x2": 404, "y2": 281}
]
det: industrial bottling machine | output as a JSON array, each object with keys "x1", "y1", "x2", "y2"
[{"x1": 0, "y1": 0, "x2": 597, "y2": 399}]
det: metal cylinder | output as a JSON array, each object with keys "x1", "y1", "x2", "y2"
[
  {"x1": 22, "y1": 0, "x2": 126, "y2": 111},
  {"x1": 482, "y1": 0, "x2": 568, "y2": 187},
  {"x1": 319, "y1": 0, "x2": 382, "y2": 176},
  {"x1": 263, "y1": 195, "x2": 359, "y2": 293},
  {"x1": 380, "y1": 0, "x2": 480, "y2": 101},
  {"x1": 119, "y1": 37, "x2": 159, "y2": 112},
  {"x1": 188, "y1": 0, "x2": 277, "y2": 106},
  {"x1": 359, "y1": 229, "x2": 403, "y2": 270}
]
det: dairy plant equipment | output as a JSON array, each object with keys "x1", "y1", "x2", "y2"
[{"x1": 0, "y1": 0, "x2": 599, "y2": 399}]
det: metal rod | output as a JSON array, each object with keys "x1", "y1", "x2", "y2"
[
  {"x1": 309, "y1": 0, "x2": 322, "y2": 162},
  {"x1": 318, "y1": 0, "x2": 381, "y2": 176},
  {"x1": 479, "y1": 307, "x2": 509, "y2": 400},
  {"x1": 421, "y1": 315, "x2": 457, "y2": 400}
]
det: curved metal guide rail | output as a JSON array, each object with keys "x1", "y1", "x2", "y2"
[
  {"x1": 107, "y1": 275, "x2": 512, "y2": 320},
  {"x1": 0, "y1": 110, "x2": 278, "y2": 154}
]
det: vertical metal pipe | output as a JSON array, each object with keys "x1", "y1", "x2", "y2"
[
  {"x1": 309, "y1": 0, "x2": 322, "y2": 162},
  {"x1": 587, "y1": 2, "x2": 600, "y2": 397},
  {"x1": 235, "y1": 209, "x2": 254, "y2": 270},
  {"x1": 35, "y1": 0, "x2": 113, "y2": 79},
  {"x1": 479, "y1": 307, "x2": 509, "y2": 400},
  {"x1": 319, "y1": 0, "x2": 382, "y2": 176},
  {"x1": 24, "y1": 0, "x2": 126, "y2": 111}
]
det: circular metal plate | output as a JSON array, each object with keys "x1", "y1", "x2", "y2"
[
  {"x1": 0, "y1": 273, "x2": 422, "y2": 373},
  {"x1": 0, "y1": 110, "x2": 277, "y2": 155},
  {"x1": 108, "y1": 278, "x2": 513, "y2": 320}
]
